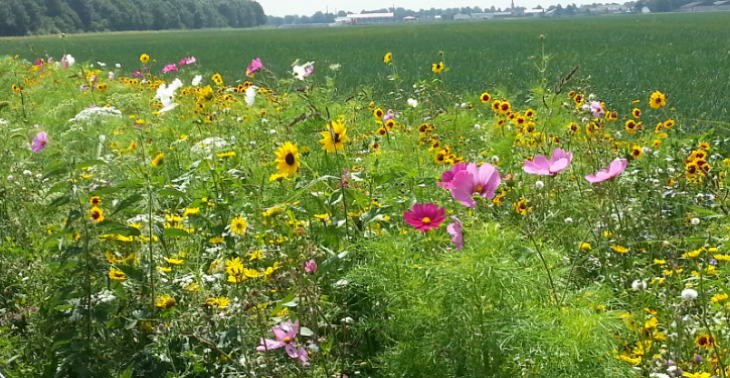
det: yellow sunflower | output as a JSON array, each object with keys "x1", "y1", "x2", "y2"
[
  {"x1": 90, "y1": 196, "x2": 102, "y2": 206},
  {"x1": 480, "y1": 92, "x2": 492, "y2": 103},
  {"x1": 432, "y1": 61, "x2": 444, "y2": 73},
  {"x1": 275, "y1": 142, "x2": 300, "y2": 175},
  {"x1": 140, "y1": 54, "x2": 149, "y2": 63},
  {"x1": 320, "y1": 119, "x2": 348, "y2": 152},
  {"x1": 384, "y1": 52, "x2": 392, "y2": 64},
  {"x1": 230, "y1": 217, "x2": 247, "y2": 235},
  {"x1": 649, "y1": 91, "x2": 666, "y2": 109},
  {"x1": 89, "y1": 206, "x2": 104, "y2": 223},
  {"x1": 151, "y1": 152, "x2": 164, "y2": 167},
  {"x1": 109, "y1": 267, "x2": 126, "y2": 282},
  {"x1": 211, "y1": 73, "x2": 223, "y2": 86},
  {"x1": 631, "y1": 145, "x2": 643, "y2": 159}
]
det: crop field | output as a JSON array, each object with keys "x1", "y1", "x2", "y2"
[
  {"x1": 2, "y1": 12, "x2": 730, "y2": 120},
  {"x1": 2, "y1": 11, "x2": 730, "y2": 378}
]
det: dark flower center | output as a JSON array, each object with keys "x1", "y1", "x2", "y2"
[
  {"x1": 333, "y1": 133, "x2": 341, "y2": 143},
  {"x1": 285, "y1": 153, "x2": 295, "y2": 166}
]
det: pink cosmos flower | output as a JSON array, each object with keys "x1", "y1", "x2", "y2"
[
  {"x1": 304, "y1": 259, "x2": 317, "y2": 273},
  {"x1": 383, "y1": 109, "x2": 395, "y2": 122},
  {"x1": 35, "y1": 58, "x2": 44, "y2": 66},
  {"x1": 446, "y1": 216, "x2": 463, "y2": 251},
  {"x1": 305, "y1": 64, "x2": 314, "y2": 76},
  {"x1": 132, "y1": 71, "x2": 143, "y2": 78},
  {"x1": 590, "y1": 101, "x2": 604, "y2": 118},
  {"x1": 179, "y1": 56, "x2": 196, "y2": 66},
  {"x1": 257, "y1": 320, "x2": 309, "y2": 366},
  {"x1": 246, "y1": 58, "x2": 262, "y2": 76},
  {"x1": 585, "y1": 158, "x2": 628, "y2": 183},
  {"x1": 403, "y1": 203, "x2": 446, "y2": 232},
  {"x1": 162, "y1": 63, "x2": 178, "y2": 74},
  {"x1": 523, "y1": 148, "x2": 573, "y2": 176},
  {"x1": 438, "y1": 163, "x2": 468, "y2": 189},
  {"x1": 449, "y1": 163, "x2": 501, "y2": 208},
  {"x1": 108, "y1": 71, "x2": 114, "y2": 81},
  {"x1": 31, "y1": 131, "x2": 48, "y2": 153}
]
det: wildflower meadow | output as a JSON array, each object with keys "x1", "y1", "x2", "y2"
[{"x1": 2, "y1": 23, "x2": 730, "y2": 378}]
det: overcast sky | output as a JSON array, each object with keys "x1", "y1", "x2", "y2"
[{"x1": 260, "y1": 0, "x2": 568, "y2": 17}]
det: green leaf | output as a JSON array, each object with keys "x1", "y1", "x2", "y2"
[
  {"x1": 158, "y1": 188, "x2": 187, "y2": 198},
  {"x1": 43, "y1": 167, "x2": 69, "y2": 180},
  {"x1": 45, "y1": 195, "x2": 70, "y2": 214},
  {"x1": 112, "y1": 194, "x2": 143, "y2": 215},
  {"x1": 267, "y1": 291, "x2": 297, "y2": 317},
  {"x1": 75, "y1": 159, "x2": 107, "y2": 170},
  {"x1": 46, "y1": 181, "x2": 71, "y2": 196},
  {"x1": 163, "y1": 228, "x2": 190, "y2": 238}
]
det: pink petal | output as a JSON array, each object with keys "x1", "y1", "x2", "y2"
[
  {"x1": 549, "y1": 148, "x2": 567, "y2": 165},
  {"x1": 298, "y1": 347, "x2": 309, "y2": 365},
  {"x1": 532, "y1": 155, "x2": 551, "y2": 171},
  {"x1": 287, "y1": 320, "x2": 299, "y2": 338},
  {"x1": 272, "y1": 326, "x2": 287, "y2": 342},
  {"x1": 451, "y1": 187, "x2": 476, "y2": 208},
  {"x1": 524, "y1": 160, "x2": 550, "y2": 175},
  {"x1": 549, "y1": 158, "x2": 569, "y2": 174},
  {"x1": 257, "y1": 338, "x2": 285, "y2": 351},
  {"x1": 608, "y1": 159, "x2": 628, "y2": 177},
  {"x1": 285, "y1": 344, "x2": 299, "y2": 359}
]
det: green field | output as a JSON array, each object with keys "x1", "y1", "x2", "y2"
[{"x1": 3, "y1": 12, "x2": 730, "y2": 120}]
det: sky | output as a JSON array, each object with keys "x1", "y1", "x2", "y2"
[{"x1": 259, "y1": 0, "x2": 564, "y2": 17}]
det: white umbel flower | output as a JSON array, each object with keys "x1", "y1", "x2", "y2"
[{"x1": 681, "y1": 288, "x2": 698, "y2": 300}]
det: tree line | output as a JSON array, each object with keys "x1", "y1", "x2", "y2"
[{"x1": 0, "y1": 0, "x2": 267, "y2": 37}]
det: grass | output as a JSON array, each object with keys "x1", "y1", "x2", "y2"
[{"x1": 2, "y1": 12, "x2": 730, "y2": 120}]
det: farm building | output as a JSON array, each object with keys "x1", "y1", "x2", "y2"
[
  {"x1": 679, "y1": 0, "x2": 730, "y2": 11},
  {"x1": 336, "y1": 12, "x2": 395, "y2": 24}
]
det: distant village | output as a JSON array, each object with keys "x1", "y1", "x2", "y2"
[{"x1": 268, "y1": 1, "x2": 730, "y2": 27}]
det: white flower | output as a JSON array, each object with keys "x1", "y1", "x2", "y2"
[
  {"x1": 690, "y1": 218, "x2": 700, "y2": 225},
  {"x1": 96, "y1": 62, "x2": 106, "y2": 67},
  {"x1": 667, "y1": 366, "x2": 678, "y2": 373},
  {"x1": 191, "y1": 75, "x2": 202, "y2": 86},
  {"x1": 407, "y1": 98, "x2": 418, "y2": 108},
  {"x1": 535, "y1": 181, "x2": 544, "y2": 189},
  {"x1": 588, "y1": 93, "x2": 596, "y2": 100},
  {"x1": 35, "y1": 174, "x2": 42, "y2": 178},
  {"x1": 191, "y1": 137, "x2": 229, "y2": 154},
  {"x1": 63, "y1": 54, "x2": 75, "y2": 66},
  {"x1": 650, "y1": 374, "x2": 670, "y2": 378},
  {"x1": 99, "y1": 135, "x2": 106, "y2": 143},
  {"x1": 68, "y1": 106, "x2": 122, "y2": 123},
  {"x1": 245, "y1": 86, "x2": 257, "y2": 106},
  {"x1": 292, "y1": 61, "x2": 314, "y2": 80},
  {"x1": 564, "y1": 217, "x2": 573, "y2": 223},
  {"x1": 22, "y1": 170, "x2": 32, "y2": 176},
  {"x1": 681, "y1": 288, "x2": 698, "y2": 300},
  {"x1": 155, "y1": 78, "x2": 183, "y2": 114},
  {"x1": 329, "y1": 63, "x2": 341, "y2": 71},
  {"x1": 474, "y1": 124, "x2": 481, "y2": 129},
  {"x1": 631, "y1": 280, "x2": 647, "y2": 291},
  {"x1": 115, "y1": 63, "x2": 121, "y2": 68},
  {"x1": 269, "y1": 129, "x2": 276, "y2": 134}
]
